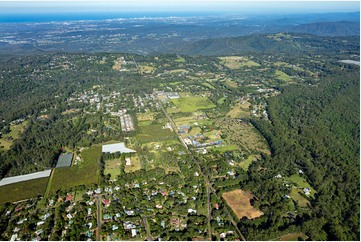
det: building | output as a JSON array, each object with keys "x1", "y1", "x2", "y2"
[
  {"x1": 102, "y1": 143, "x2": 136, "y2": 154},
  {"x1": 56, "y1": 153, "x2": 73, "y2": 168}
]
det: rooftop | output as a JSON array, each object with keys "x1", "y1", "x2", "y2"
[
  {"x1": 56, "y1": 153, "x2": 73, "y2": 168},
  {"x1": 102, "y1": 142, "x2": 136, "y2": 154}
]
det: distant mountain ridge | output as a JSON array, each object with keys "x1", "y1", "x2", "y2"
[
  {"x1": 163, "y1": 33, "x2": 360, "y2": 56},
  {"x1": 289, "y1": 21, "x2": 360, "y2": 36}
]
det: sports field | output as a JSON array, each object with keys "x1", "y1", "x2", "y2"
[{"x1": 222, "y1": 189, "x2": 263, "y2": 219}]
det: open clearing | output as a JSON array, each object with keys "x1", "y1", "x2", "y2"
[
  {"x1": 287, "y1": 174, "x2": 316, "y2": 198},
  {"x1": 0, "y1": 121, "x2": 27, "y2": 150},
  {"x1": 104, "y1": 159, "x2": 121, "y2": 179},
  {"x1": 275, "y1": 70, "x2": 292, "y2": 82},
  {"x1": 171, "y1": 93, "x2": 216, "y2": 113},
  {"x1": 227, "y1": 102, "x2": 251, "y2": 118},
  {"x1": 222, "y1": 189, "x2": 264, "y2": 219},
  {"x1": 140, "y1": 65, "x2": 156, "y2": 74},
  {"x1": 137, "y1": 124, "x2": 176, "y2": 142},
  {"x1": 239, "y1": 155, "x2": 254, "y2": 171},
  {"x1": 137, "y1": 112, "x2": 156, "y2": 121},
  {"x1": 0, "y1": 177, "x2": 49, "y2": 204},
  {"x1": 219, "y1": 56, "x2": 260, "y2": 69},
  {"x1": 276, "y1": 232, "x2": 308, "y2": 241},
  {"x1": 216, "y1": 118, "x2": 270, "y2": 155},
  {"x1": 124, "y1": 155, "x2": 142, "y2": 173},
  {"x1": 225, "y1": 80, "x2": 238, "y2": 88},
  {"x1": 289, "y1": 187, "x2": 310, "y2": 207},
  {"x1": 49, "y1": 146, "x2": 101, "y2": 194}
]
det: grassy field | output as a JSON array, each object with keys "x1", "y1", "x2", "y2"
[
  {"x1": 210, "y1": 144, "x2": 239, "y2": 153},
  {"x1": 175, "y1": 57, "x2": 186, "y2": 63},
  {"x1": 104, "y1": 159, "x2": 121, "y2": 179},
  {"x1": 140, "y1": 65, "x2": 156, "y2": 74},
  {"x1": 49, "y1": 146, "x2": 101, "y2": 194},
  {"x1": 202, "y1": 82, "x2": 216, "y2": 90},
  {"x1": 227, "y1": 102, "x2": 251, "y2": 118},
  {"x1": 0, "y1": 121, "x2": 27, "y2": 150},
  {"x1": 275, "y1": 70, "x2": 292, "y2": 82},
  {"x1": 171, "y1": 94, "x2": 216, "y2": 113},
  {"x1": 137, "y1": 124, "x2": 175, "y2": 142},
  {"x1": 219, "y1": 56, "x2": 260, "y2": 69},
  {"x1": 222, "y1": 189, "x2": 264, "y2": 219},
  {"x1": 217, "y1": 97, "x2": 226, "y2": 104},
  {"x1": 277, "y1": 233, "x2": 308, "y2": 241},
  {"x1": 124, "y1": 155, "x2": 142, "y2": 173},
  {"x1": 216, "y1": 118, "x2": 270, "y2": 155},
  {"x1": 166, "y1": 107, "x2": 183, "y2": 114},
  {"x1": 238, "y1": 155, "x2": 254, "y2": 171},
  {"x1": 138, "y1": 120, "x2": 154, "y2": 127},
  {"x1": 0, "y1": 177, "x2": 49, "y2": 204},
  {"x1": 137, "y1": 112, "x2": 155, "y2": 121},
  {"x1": 289, "y1": 187, "x2": 310, "y2": 207},
  {"x1": 225, "y1": 80, "x2": 238, "y2": 88},
  {"x1": 287, "y1": 174, "x2": 316, "y2": 198}
]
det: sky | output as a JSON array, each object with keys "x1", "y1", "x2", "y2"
[{"x1": 0, "y1": 0, "x2": 359, "y2": 14}]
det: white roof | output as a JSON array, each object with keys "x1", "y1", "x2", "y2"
[
  {"x1": 102, "y1": 143, "x2": 136, "y2": 154},
  {"x1": 0, "y1": 170, "x2": 52, "y2": 187}
]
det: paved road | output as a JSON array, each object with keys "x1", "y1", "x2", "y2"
[
  {"x1": 95, "y1": 195, "x2": 102, "y2": 241},
  {"x1": 142, "y1": 216, "x2": 153, "y2": 241}
]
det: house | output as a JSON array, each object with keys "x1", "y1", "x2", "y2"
[
  {"x1": 65, "y1": 195, "x2": 74, "y2": 202},
  {"x1": 102, "y1": 199, "x2": 111, "y2": 206},
  {"x1": 112, "y1": 225, "x2": 119, "y2": 231},
  {"x1": 66, "y1": 214, "x2": 73, "y2": 219},
  {"x1": 214, "y1": 203, "x2": 219, "y2": 210},
  {"x1": 303, "y1": 188, "x2": 311, "y2": 196},
  {"x1": 125, "y1": 158, "x2": 132, "y2": 166},
  {"x1": 188, "y1": 209, "x2": 197, "y2": 214},
  {"x1": 37, "y1": 221, "x2": 45, "y2": 226},
  {"x1": 131, "y1": 229, "x2": 137, "y2": 237},
  {"x1": 274, "y1": 174, "x2": 282, "y2": 179},
  {"x1": 125, "y1": 210, "x2": 135, "y2": 216}
]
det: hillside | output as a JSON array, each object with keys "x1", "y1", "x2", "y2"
[
  {"x1": 290, "y1": 21, "x2": 360, "y2": 36},
  {"x1": 175, "y1": 33, "x2": 360, "y2": 56}
]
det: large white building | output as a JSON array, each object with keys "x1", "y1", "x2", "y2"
[{"x1": 102, "y1": 143, "x2": 136, "y2": 154}]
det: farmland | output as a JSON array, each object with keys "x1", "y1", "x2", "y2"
[
  {"x1": 222, "y1": 189, "x2": 264, "y2": 220},
  {"x1": 49, "y1": 146, "x2": 101, "y2": 194},
  {"x1": 0, "y1": 177, "x2": 49, "y2": 204},
  {"x1": 216, "y1": 118, "x2": 270, "y2": 155},
  {"x1": 171, "y1": 93, "x2": 216, "y2": 113},
  {"x1": 137, "y1": 124, "x2": 176, "y2": 142},
  {"x1": 226, "y1": 102, "x2": 251, "y2": 118}
]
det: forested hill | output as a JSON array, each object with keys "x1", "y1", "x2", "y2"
[
  {"x1": 290, "y1": 21, "x2": 360, "y2": 36},
  {"x1": 249, "y1": 66, "x2": 359, "y2": 240},
  {"x1": 169, "y1": 34, "x2": 359, "y2": 56}
]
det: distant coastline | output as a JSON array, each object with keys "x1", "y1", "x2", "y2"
[{"x1": 0, "y1": 12, "x2": 219, "y2": 23}]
